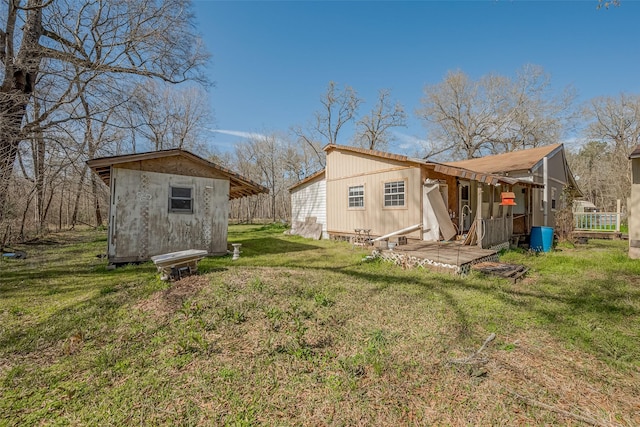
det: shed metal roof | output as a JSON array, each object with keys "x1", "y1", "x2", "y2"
[{"x1": 87, "y1": 149, "x2": 268, "y2": 200}]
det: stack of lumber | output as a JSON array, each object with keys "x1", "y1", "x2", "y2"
[
  {"x1": 462, "y1": 220, "x2": 478, "y2": 246},
  {"x1": 471, "y1": 261, "x2": 528, "y2": 283}
]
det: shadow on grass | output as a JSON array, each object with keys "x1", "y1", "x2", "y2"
[
  {"x1": 0, "y1": 261, "x2": 156, "y2": 297},
  {"x1": 0, "y1": 277, "x2": 155, "y2": 354},
  {"x1": 229, "y1": 237, "x2": 321, "y2": 257},
  {"x1": 4, "y1": 227, "x2": 639, "y2": 368},
  {"x1": 321, "y1": 261, "x2": 640, "y2": 365}
]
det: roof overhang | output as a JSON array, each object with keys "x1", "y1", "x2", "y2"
[
  {"x1": 289, "y1": 169, "x2": 325, "y2": 192},
  {"x1": 432, "y1": 163, "x2": 544, "y2": 188},
  {"x1": 323, "y1": 144, "x2": 425, "y2": 166},
  {"x1": 322, "y1": 143, "x2": 545, "y2": 188},
  {"x1": 87, "y1": 149, "x2": 269, "y2": 200}
]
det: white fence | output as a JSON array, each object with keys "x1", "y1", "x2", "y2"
[{"x1": 574, "y1": 212, "x2": 621, "y2": 232}]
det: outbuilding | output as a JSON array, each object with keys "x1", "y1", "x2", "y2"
[{"x1": 88, "y1": 149, "x2": 268, "y2": 265}]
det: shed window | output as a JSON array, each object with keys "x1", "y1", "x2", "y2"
[
  {"x1": 348, "y1": 185, "x2": 365, "y2": 208},
  {"x1": 384, "y1": 180, "x2": 405, "y2": 207},
  {"x1": 169, "y1": 186, "x2": 193, "y2": 213}
]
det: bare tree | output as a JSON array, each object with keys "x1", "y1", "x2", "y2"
[
  {"x1": 496, "y1": 65, "x2": 576, "y2": 152},
  {"x1": 293, "y1": 81, "x2": 361, "y2": 166},
  {"x1": 417, "y1": 65, "x2": 575, "y2": 160},
  {"x1": 580, "y1": 94, "x2": 640, "y2": 210},
  {"x1": 0, "y1": 0, "x2": 209, "y2": 219},
  {"x1": 124, "y1": 81, "x2": 212, "y2": 153},
  {"x1": 354, "y1": 89, "x2": 407, "y2": 151},
  {"x1": 417, "y1": 70, "x2": 507, "y2": 160},
  {"x1": 598, "y1": 0, "x2": 621, "y2": 9},
  {"x1": 237, "y1": 133, "x2": 291, "y2": 221},
  {"x1": 567, "y1": 141, "x2": 611, "y2": 209}
]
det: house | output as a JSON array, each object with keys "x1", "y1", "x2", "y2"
[
  {"x1": 628, "y1": 145, "x2": 640, "y2": 258},
  {"x1": 88, "y1": 149, "x2": 268, "y2": 265},
  {"x1": 444, "y1": 143, "x2": 581, "y2": 234},
  {"x1": 289, "y1": 143, "x2": 578, "y2": 249},
  {"x1": 289, "y1": 170, "x2": 327, "y2": 239}
]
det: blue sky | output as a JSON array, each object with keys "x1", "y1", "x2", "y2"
[{"x1": 191, "y1": 0, "x2": 640, "y2": 155}]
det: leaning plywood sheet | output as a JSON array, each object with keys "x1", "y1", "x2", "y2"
[
  {"x1": 289, "y1": 217, "x2": 323, "y2": 240},
  {"x1": 425, "y1": 185, "x2": 456, "y2": 241}
]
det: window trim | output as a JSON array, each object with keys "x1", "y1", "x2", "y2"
[
  {"x1": 169, "y1": 186, "x2": 194, "y2": 214},
  {"x1": 348, "y1": 184, "x2": 365, "y2": 210},
  {"x1": 383, "y1": 179, "x2": 407, "y2": 209}
]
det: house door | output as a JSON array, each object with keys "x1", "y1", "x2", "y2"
[{"x1": 459, "y1": 181, "x2": 472, "y2": 232}]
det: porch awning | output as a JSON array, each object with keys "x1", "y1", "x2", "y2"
[{"x1": 432, "y1": 164, "x2": 544, "y2": 188}]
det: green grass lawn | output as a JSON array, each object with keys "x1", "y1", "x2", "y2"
[{"x1": 1, "y1": 225, "x2": 639, "y2": 426}]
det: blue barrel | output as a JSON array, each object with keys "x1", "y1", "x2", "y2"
[{"x1": 530, "y1": 226, "x2": 554, "y2": 252}]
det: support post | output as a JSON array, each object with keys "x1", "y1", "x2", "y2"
[
  {"x1": 543, "y1": 156, "x2": 549, "y2": 227},
  {"x1": 476, "y1": 186, "x2": 483, "y2": 248},
  {"x1": 616, "y1": 199, "x2": 621, "y2": 232}
]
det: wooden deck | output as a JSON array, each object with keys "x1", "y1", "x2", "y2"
[
  {"x1": 571, "y1": 230, "x2": 623, "y2": 240},
  {"x1": 375, "y1": 241, "x2": 499, "y2": 275}
]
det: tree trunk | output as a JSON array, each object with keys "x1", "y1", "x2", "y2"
[
  {"x1": 91, "y1": 174, "x2": 103, "y2": 226},
  {"x1": 71, "y1": 166, "x2": 88, "y2": 228},
  {"x1": 32, "y1": 130, "x2": 46, "y2": 234},
  {"x1": 0, "y1": 95, "x2": 28, "y2": 221},
  {"x1": 18, "y1": 189, "x2": 36, "y2": 241},
  {"x1": 58, "y1": 182, "x2": 64, "y2": 231},
  {"x1": 0, "y1": 1, "x2": 43, "y2": 221}
]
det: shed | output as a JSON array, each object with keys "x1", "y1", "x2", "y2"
[{"x1": 87, "y1": 149, "x2": 268, "y2": 264}]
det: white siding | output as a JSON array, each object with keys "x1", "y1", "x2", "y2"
[{"x1": 291, "y1": 178, "x2": 328, "y2": 238}]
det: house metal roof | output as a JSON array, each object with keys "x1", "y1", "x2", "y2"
[
  {"x1": 443, "y1": 144, "x2": 563, "y2": 174},
  {"x1": 629, "y1": 145, "x2": 640, "y2": 159},
  {"x1": 87, "y1": 149, "x2": 269, "y2": 200},
  {"x1": 288, "y1": 169, "x2": 325, "y2": 192},
  {"x1": 323, "y1": 144, "x2": 425, "y2": 165},
  {"x1": 314, "y1": 144, "x2": 543, "y2": 188}
]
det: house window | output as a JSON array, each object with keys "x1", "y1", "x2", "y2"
[
  {"x1": 384, "y1": 180, "x2": 405, "y2": 207},
  {"x1": 348, "y1": 185, "x2": 364, "y2": 208},
  {"x1": 169, "y1": 186, "x2": 193, "y2": 213},
  {"x1": 551, "y1": 187, "x2": 557, "y2": 211}
]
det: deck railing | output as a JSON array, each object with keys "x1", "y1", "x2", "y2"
[
  {"x1": 478, "y1": 217, "x2": 513, "y2": 249},
  {"x1": 574, "y1": 212, "x2": 620, "y2": 232}
]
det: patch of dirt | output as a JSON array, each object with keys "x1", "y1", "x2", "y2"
[{"x1": 135, "y1": 275, "x2": 210, "y2": 319}]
